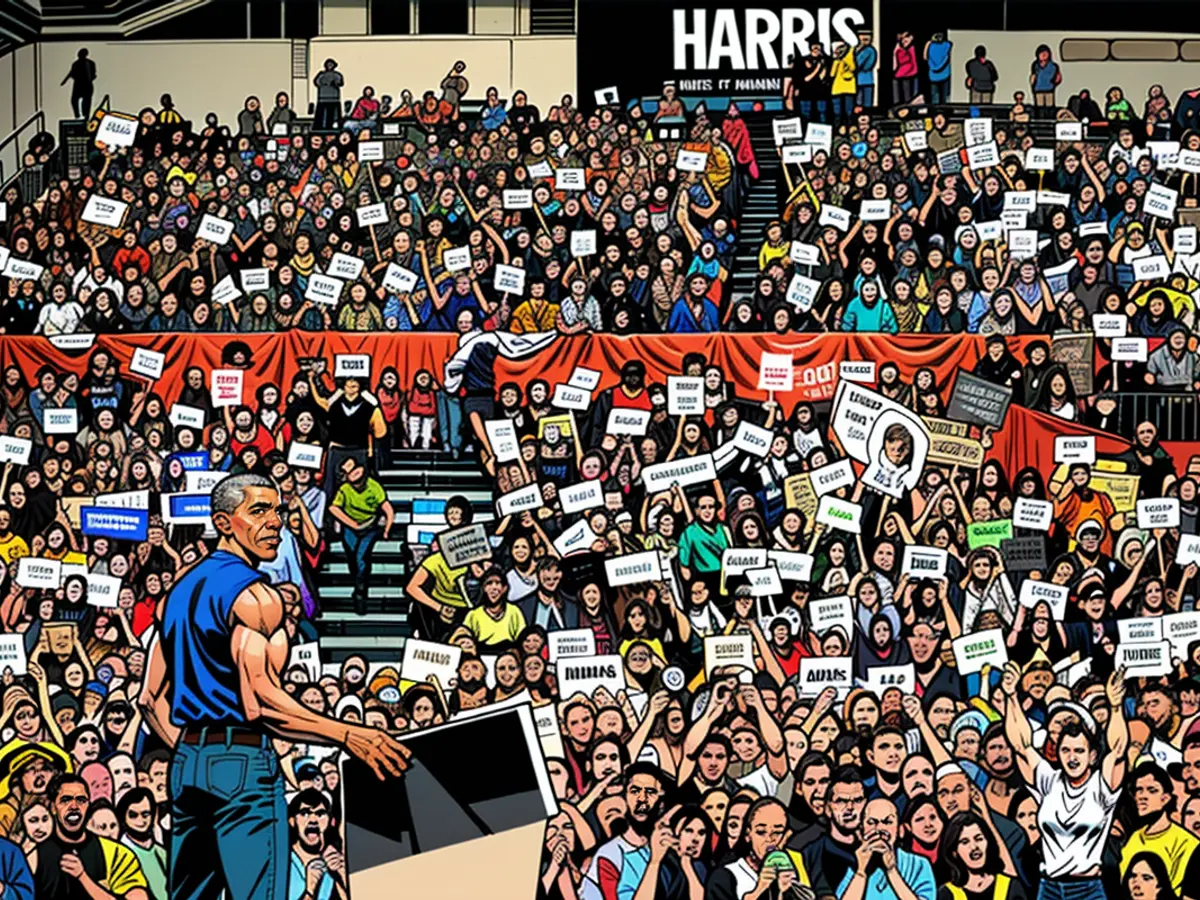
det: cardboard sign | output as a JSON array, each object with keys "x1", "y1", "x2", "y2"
[
  {"x1": 548, "y1": 629, "x2": 598, "y2": 663},
  {"x1": 902, "y1": 546, "x2": 948, "y2": 578},
  {"x1": 839, "y1": 361, "x2": 876, "y2": 384},
  {"x1": 495, "y1": 483, "x2": 544, "y2": 517},
  {"x1": 1056, "y1": 122, "x2": 1083, "y2": 141},
  {"x1": 334, "y1": 355, "x2": 370, "y2": 379},
  {"x1": 43, "y1": 408, "x2": 78, "y2": 434},
  {"x1": 1013, "y1": 497, "x2": 1054, "y2": 531},
  {"x1": 862, "y1": 663, "x2": 916, "y2": 695},
  {"x1": 503, "y1": 189, "x2": 534, "y2": 209},
  {"x1": 169, "y1": 404, "x2": 206, "y2": 429},
  {"x1": 443, "y1": 246, "x2": 472, "y2": 272},
  {"x1": 1054, "y1": 435, "x2": 1095, "y2": 464},
  {"x1": 758, "y1": 352, "x2": 795, "y2": 391},
  {"x1": 440, "y1": 523, "x2": 493, "y2": 568},
  {"x1": 641, "y1": 454, "x2": 716, "y2": 492},
  {"x1": 668, "y1": 376, "x2": 704, "y2": 416},
  {"x1": 559, "y1": 480, "x2": 605, "y2": 515},
  {"x1": 798, "y1": 657, "x2": 854, "y2": 697},
  {"x1": 85, "y1": 573, "x2": 121, "y2": 609},
  {"x1": 16, "y1": 557, "x2": 61, "y2": 589},
  {"x1": 382, "y1": 262, "x2": 418, "y2": 294},
  {"x1": 1018, "y1": 579, "x2": 1069, "y2": 619},
  {"x1": 0, "y1": 436, "x2": 31, "y2": 465},
  {"x1": 196, "y1": 214, "x2": 234, "y2": 246},
  {"x1": 402, "y1": 638, "x2": 463, "y2": 687},
  {"x1": 704, "y1": 634, "x2": 754, "y2": 677},
  {"x1": 605, "y1": 550, "x2": 664, "y2": 587},
  {"x1": 494, "y1": 264, "x2": 526, "y2": 295},
  {"x1": 606, "y1": 408, "x2": 651, "y2": 436},
  {"x1": 819, "y1": 205, "x2": 852, "y2": 231},
  {"x1": 767, "y1": 550, "x2": 814, "y2": 583},
  {"x1": 95, "y1": 112, "x2": 138, "y2": 148},
  {"x1": 357, "y1": 140, "x2": 385, "y2": 162},
  {"x1": 966, "y1": 519, "x2": 1013, "y2": 549},
  {"x1": 484, "y1": 419, "x2": 519, "y2": 462},
  {"x1": 809, "y1": 458, "x2": 855, "y2": 497},
  {"x1": 81, "y1": 195, "x2": 129, "y2": 228},
  {"x1": 329, "y1": 252, "x2": 365, "y2": 280},
  {"x1": 1143, "y1": 183, "x2": 1179, "y2": 220},
  {"x1": 570, "y1": 230, "x2": 597, "y2": 257},
  {"x1": 1137, "y1": 498, "x2": 1181, "y2": 529},
  {"x1": 816, "y1": 495, "x2": 862, "y2": 534},
  {"x1": 952, "y1": 628, "x2": 1008, "y2": 675},
  {"x1": 356, "y1": 202, "x2": 388, "y2": 227},
  {"x1": 731, "y1": 421, "x2": 774, "y2": 458},
  {"x1": 1093, "y1": 314, "x2": 1127, "y2": 337},
  {"x1": 676, "y1": 148, "x2": 708, "y2": 172},
  {"x1": 1119, "y1": 617, "x2": 1164, "y2": 645},
  {"x1": 1117, "y1": 641, "x2": 1172, "y2": 678},
  {"x1": 552, "y1": 383, "x2": 590, "y2": 411},
  {"x1": 210, "y1": 369, "x2": 244, "y2": 407},
  {"x1": 1112, "y1": 338, "x2": 1149, "y2": 362},
  {"x1": 210, "y1": 275, "x2": 241, "y2": 305},
  {"x1": 558, "y1": 654, "x2": 625, "y2": 699},
  {"x1": 287, "y1": 442, "x2": 323, "y2": 470},
  {"x1": 305, "y1": 273, "x2": 344, "y2": 305},
  {"x1": 555, "y1": 168, "x2": 586, "y2": 191}
]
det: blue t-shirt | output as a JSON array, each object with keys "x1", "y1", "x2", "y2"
[
  {"x1": 927, "y1": 41, "x2": 953, "y2": 81},
  {"x1": 163, "y1": 550, "x2": 265, "y2": 727},
  {"x1": 667, "y1": 297, "x2": 720, "y2": 333},
  {"x1": 1033, "y1": 60, "x2": 1060, "y2": 92},
  {"x1": 855, "y1": 46, "x2": 878, "y2": 85}
]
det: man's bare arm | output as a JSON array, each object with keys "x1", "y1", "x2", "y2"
[{"x1": 138, "y1": 633, "x2": 180, "y2": 748}]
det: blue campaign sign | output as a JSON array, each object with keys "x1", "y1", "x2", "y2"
[
  {"x1": 175, "y1": 452, "x2": 209, "y2": 471},
  {"x1": 81, "y1": 507, "x2": 150, "y2": 541},
  {"x1": 169, "y1": 494, "x2": 212, "y2": 520}
]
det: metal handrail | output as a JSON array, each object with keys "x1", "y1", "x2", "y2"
[{"x1": 0, "y1": 110, "x2": 47, "y2": 191}]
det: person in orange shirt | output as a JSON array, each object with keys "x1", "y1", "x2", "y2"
[{"x1": 1052, "y1": 463, "x2": 1123, "y2": 556}]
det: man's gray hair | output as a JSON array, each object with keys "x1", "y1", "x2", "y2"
[{"x1": 211, "y1": 474, "x2": 276, "y2": 515}]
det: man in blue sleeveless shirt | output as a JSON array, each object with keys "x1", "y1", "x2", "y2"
[{"x1": 139, "y1": 474, "x2": 409, "y2": 900}]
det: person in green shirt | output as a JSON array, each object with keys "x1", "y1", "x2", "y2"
[
  {"x1": 678, "y1": 489, "x2": 732, "y2": 586},
  {"x1": 462, "y1": 566, "x2": 527, "y2": 652},
  {"x1": 118, "y1": 788, "x2": 168, "y2": 900},
  {"x1": 329, "y1": 457, "x2": 394, "y2": 615}
]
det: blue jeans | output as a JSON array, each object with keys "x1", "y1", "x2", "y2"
[
  {"x1": 436, "y1": 390, "x2": 463, "y2": 453},
  {"x1": 343, "y1": 524, "x2": 381, "y2": 612},
  {"x1": 857, "y1": 85, "x2": 874, "y2": 108},
  {"x1": 1037, "y1": 878, "x2": 1106, "y2": 900},
  {"x1": 170, "y1": 734, "x2": 286, "y2": 900},
  {"x1": 930, "y1": 79, "x2": 950, "y2": 104},
  {"x1": 799, "y1": 99, "x2": 828, "y2": 123},
  {"x1": 832, "y1": 94, "x2": 855, "y2": 121}
]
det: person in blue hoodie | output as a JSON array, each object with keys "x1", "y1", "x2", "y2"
[{"x1": 841, "y1": 280, "x2": 898, "y2": 333}]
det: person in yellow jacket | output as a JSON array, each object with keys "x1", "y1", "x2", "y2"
[
  {"x1": 831, "y1": 42, "x2": 858, "y2": 124},
  {"x1": 938, "y1": 810, "x2": 1024, "y2": 900}
]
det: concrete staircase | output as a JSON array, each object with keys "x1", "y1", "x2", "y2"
[{"x1": 730, "y1": 116, "x2": 782, "y2": 303}]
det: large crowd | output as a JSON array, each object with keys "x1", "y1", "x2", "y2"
[{"x1": 0, "y1": 38, "x2": 1193, "y2": 900}]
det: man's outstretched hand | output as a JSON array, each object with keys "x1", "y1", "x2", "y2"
[{"x1": 346, "y1": 725, "x2": 411, "y2": 779}]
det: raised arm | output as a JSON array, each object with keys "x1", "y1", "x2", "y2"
[{"x1": 999, "y1": 660, "x2": 1042, "y2": 785}]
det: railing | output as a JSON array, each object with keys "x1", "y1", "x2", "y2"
[
  {"x1": 1111, "y1": 392, "x2": 1200, "y2": 441},
  {"x1": 0, "y1": 110, "x2": 48, "y2": 196}
]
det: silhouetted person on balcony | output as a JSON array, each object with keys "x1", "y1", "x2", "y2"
[
  {"x1": 313, "y1": 58, "x2": 344, "y2": 134},
  {"x1": 61, "y1": 49, "x2": 96, "y2": 119}
]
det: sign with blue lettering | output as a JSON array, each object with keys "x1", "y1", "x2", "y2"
[
  {"x1": 162, "y1": 493, "x2": 213, "y2": 525},
  {"x1": 175, "y1": 452, "x2": 209, "y2": 472},
  {"x1": 81, "y1": 507, "x2": 149, "y2": 541}
]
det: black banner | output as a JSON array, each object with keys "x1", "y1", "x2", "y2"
[{"x1": 577, "y1": 0, "x2": 872, "y2": 106}]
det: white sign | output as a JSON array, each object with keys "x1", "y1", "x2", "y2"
[
  {"x1": 527, "y1": 160, "x2": 554, "y2": 179},
  {"x1": 85, "y1": 573, "x2": 121, "y2": 609},
  {"x1": 964, "y1": 117, "x2": 993, "y2": 147},
  {"x1": 570, "y1": 230, "x2": 597, "y2": 257},
  {"x1": 129, "y1": 347, "x2": 165, "y2": 380},
  {"x1": 555, "y1": 168, "x2": 586, "y2": 191},
  {"x1": 16, "y1": 558, "x2": 61, "y2": 589},
  {"x1": 560, "y1": 479, "x2": 605, "y2": 515},
  {"x1": 1144, "y1": 183, "x2": 1179, "y2": 221},
  {"x1": 772, "y1": 117, "x2": 803, "y2": 144},
  {"x1": 3, "y1": 258, "x2": 44, "y2": 281},
  {"x1": 758, "y1": 352, "x2": 794, "y2": 392},
  {"x1": 382, "y1": 262, "x2": 418, "y2": 294},
  {"x1": 170, "y1": 404, "x2": 206, "y2": 429},
  {"x1": 1175, "y1": 226, "x2": 1199, "y2": 255},
  {"x1": 966, "y1": 141, "x2": 1000, "y2": 170},
  {"x1": 704, "y1": 634, "x2": 754, "y2": 677},
  {"x1": 782, "y1": 143, "x2": 813, "y2": 164},
  {"x1": 768, "y1": 550, "x2": 814, "y2": 582},
  {"x1": 552, "y1": 383, "x2": 591, "y2": 411},
  {"x1": 744, "y1": 566, "x2": 783, "y2": 597},
  {"x1": 860, "y1": 199, "x2": 891, "y2": 221},
  {"x1": 185, "y1": 470, "x2": 228, "y2": 495},
  {"x1": 1133, "y1": 255, "x2": 1171, "y2": 281},
  {"x1": 210, "y1": 369, "x2": 244, "y2": 407},
  {"x1": 402, "y1": 638, "x2": 463, "y2": 687},
  {"x1": 1056, "y1": 122, "x2": 1083, "y2": 141},
  {"x1": 1093, "y1": 314, "x2": 1127, "y2": 337},
  {"x1": 0, "y1": 437, "x2": 31, "y2": 465},
  {"x1": 0, "y1": 635, "x2": 26, "y2": 677},
  {"x1": 819, "y1": 205, "x2": 852, "y2": 232},
  {"x1": 1018, "y1": 579, "x2": 1069, "y2": 619},
  {"x1": 197, "y1": 214, "x2": 234, "y2": 246},
  {"x1": 287, "y1": 441, "x2": 324, "y2": 470},
  {"x1": 816, "y1": 495, "x2": 862, "y2": 534},
  {"x1": 1137, "y1": 498, "x2": 1181, "y2": 529},
  {"x1": 839, "y1": 361, "x2": 876, "y2": 383},
  {"x1": 809, "y1": 458, "x2": 856, "y2": 496},
  {"x1": 1004, "y1": 191, "x2": 1037, "y2": 212},
  {"x1": 785, "y1": 273, "x2": 821, "y2": 312},
  {"x1": 810, "y1": 594, "x2": 855, "y2": 640},
  {"x1": 1119, "y1": 617, "x2": 1164, "y2": 645},
  {"x1": 1117, "y1": 641, "x2": 1172, "y2": 678},
  {"x1": 548, "y1": 629, "x2": 598, "y2": 663},
  {"x1": 210, "y1": 274, "x2": 241, "y2": 306},
  {"x1": 790, "y1": 241, "x2": 821, "y2": 265},
  {"x1": 904, "y1": 130, "x2": 928, "y2": 152},
  {"x1": 668, "y1": 376, "x2": 704, "y2": 416},
  {"x1": 798, "y1": 657, "x2": 854, "y2": 697},
  {"x1": 439, "y1": 523, "x2": 493, "y2": 568},
  {"x1": 484, "y1": 419, "x2": 519, "y2": 462},
  {"x1": 902, "y1": 546, "x2": 948, "y2": 578},
  {"x1": 732, "y1": 421, "x2": 774, "y2": 458},
  {"x1": 1012, "y1": 497, "x2": 1054, "y2": 531},
  {"x1": 95, "y1": 490, "x2": 149, "y2": 510},
  {"x1": 952, "y1": 628, "x2": 1008, "y2": 675},
  {"x1": 496, "y1": 483, "x2": 545, "y2": 517},
  {"x1": 567, "y1": 367, "x2": 601, "y2": 391},
  {"x1": 503, "y1": 189, "x2": 533, "y2": 209},
  {"x1": 553, "y1": 519, "x2": 594, "y2": 556},
  {"x1": 606, "y1": 408, "x2": 651, "y2": 436},
  {"x1": 357, "y1": 141, "x2": 385, "y2": 162},
  {"x1": 1165, "y1": 612, "x2": 1200, "y2": 658},
  {"x1": 329, "y1": 252, "x2": 365, "y2": 280},
  {"x1": 334, "y1": 354, "x2": 370, "y2": 378},
  {"x1": 443, "y1": 246, "x2": 472, "y2": 272},
  {"x1": 43, "y1": 408, "x2": 78, "y2": 434},
  {"x1": 805, "y1": 123, "x2": 833, "y2": 152},
  {"x1": 1179, "y1": 150, "x2": 1200, "y2": 175},
  {"x1": 1175, "y1": 534, "x2": 1200, "y2": 567},
  {"x1": 494, "y1": 264, "x2": 526, "y2": 295},
  {"x1": 676, "y1": 149, "x2": 708, "y2": 172},
  {"x1": 305, "y1": 273, "x2": 344, "y2": 306},
  {"x1": 558, "y1": 654, "x2": 625, "y2": 699},
  {"x1": 81, "y1": 195, "x2": 129, "y2": 228},
  {"x1": 862, "y1": 663, "x2": 916, "y2": 694},
  {"x1": 1008, "y1": 229, "x2": 1039, "y2": 259},
  {"x1": 641, "y1": 454, "x2": 717, "y2": 492},
  {"x1": 1037, "y1": 191, "x2": 1071, "y2": 207},
  {"x1": 1026, "y1": 148, "x2": 1054, "y2": 171},
  {"x1": 1112, "y1": 337, "x2": 1149, "y2": 362},
  {"x1": 1054, "y1": 435, "x2": 1095, "y2": 464},
  {"x1": 95, "y1": 113, "x2": 138, "y2": 148},
  {"x1": 356, "y1": 202, "x2": 388, "y2": 227}
]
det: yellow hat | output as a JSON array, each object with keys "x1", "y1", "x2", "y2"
[{"x1": 0, "y1": 738, "x2": 72, "y2": 802}]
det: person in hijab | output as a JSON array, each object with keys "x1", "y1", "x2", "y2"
[
  {"x1": 971, "y1": 335, "x2": 1022, "y2": 390},
  {"x1": 855, "y1": 611, "x2": 911, "y2": 680},
  {"x1": 1019, "y1": 341, "x2": 1051, "y2": 407}
]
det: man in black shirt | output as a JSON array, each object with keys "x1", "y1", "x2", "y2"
[
  {"x1": 796, "y1": 766, "x2": 866, "y2": 898},
  {"x1": 61, "y1": 49, "x2": 97, "y2": 119}
]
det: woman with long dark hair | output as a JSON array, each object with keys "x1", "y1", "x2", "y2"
[
  {"x1": 937, "y1": 811, "x2": 1023, "y2": 900},
  {"x1": 1119, "y1": 852, "x2": 1177, "y2": 900}
]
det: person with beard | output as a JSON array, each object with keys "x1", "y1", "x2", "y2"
[
  {"x1": 795, "y1": 766, "x2": 867, "y2": 897},
  {"x1": 589, "y1": 361, "x2": 653, "y2": 448},
  {"x1": 583, "y1": 761, "x2": 666, "y2": 900},
  {"x1": 117, "y1": 788, "x2": 166, "y2": 900},
  {"x1": 936, "y1": 811, "x2": 1023, "y2": 900},
  {"x1": 30, "y1": 773, "x2": 148, "y2": 900},
  {"x1": 973, "y1": 724, "x2": 1024, "y2": 821},
  {"x1": 703, "y1": 797, "x2": 812, "y2": 900},
  {"x1": 971, "y1": 337, "x2": 1022, "y2": 391},
  {"x1": 787, "y1": 752, "x2": 832, "y2": 848},
  {"x1": 287, "y1": 789, "x2": 346, "y2": 900},
  {"x1": 1000, "y1": 661, "x2": 1127, "y2": 900},
  {"x1": 1120, "y1": 762, "x2": 1200, "y2": 897},
  {"x1": 837, "y1": 797, "x2": 936, "y2": 900},
  {"x1": 448, "y1": 655, "x2": 490, "y2": 713}
]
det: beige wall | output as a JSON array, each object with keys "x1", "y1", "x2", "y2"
[
  {"x1": 322, "y1": 0, "x2": 368, "y2": 36},
  {"x1": 948, "y1": 30, "x2": 1200, "y2": 108},
  {"x1": 473, "y1": 0, "x2": 520, "y2": 36},
  {"x1": 309, "y1": 35, "x2": 575, "y2": 110},
  {"x1": 39, "y1": 40, "x2": 294, "y2": 128}
]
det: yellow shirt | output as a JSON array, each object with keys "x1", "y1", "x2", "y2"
[
  {"x1": 758, "y1": 241, "x2": 790, "y2": 272},
  {"x1": 1120, "y1": 824, "x2": 1198, "y2": 896},
  {"x1": 463, "y1": 604, "x2": 527, "y2": 647},
  {"x1": 0, "y1": 534, "x2": 28, "y2": 564},
  {"x1": 510, "y1": 298, "x2": 560, "y2": 334},
  {"x1": 419, "y1": 552, "x2": 468, "y2": 608},
  {"x1": 832, "y1": 54, "x2": 857, "y2": 95}
]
